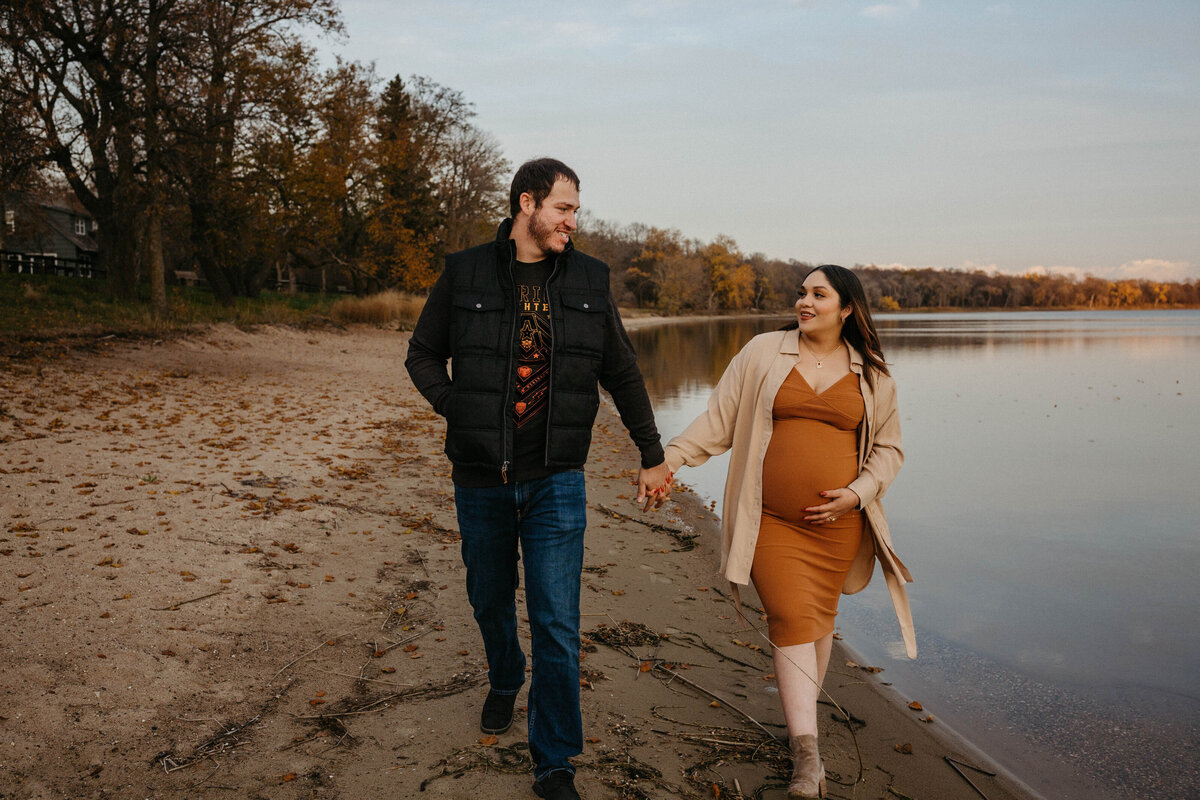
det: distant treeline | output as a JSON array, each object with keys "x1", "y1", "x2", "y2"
[{"x1": 576, "y1": 219, "x2": 1199, "y2": 312}]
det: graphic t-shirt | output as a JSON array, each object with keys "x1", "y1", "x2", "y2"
[{"x1": 510, "y1": 258, "x2": 554, "y2": 481}]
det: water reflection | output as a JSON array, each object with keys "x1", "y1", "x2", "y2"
[{"x1": 632, "y1": 317, "x2": 788, "y2": 398}]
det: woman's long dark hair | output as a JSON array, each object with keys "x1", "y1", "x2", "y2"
[{"x1": 781, "y1": 265, "x2": 889, "y2": 386}]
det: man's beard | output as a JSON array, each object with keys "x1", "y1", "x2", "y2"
[{"x1": 528, "y1": 207, "x2": 566, "y2": 255}]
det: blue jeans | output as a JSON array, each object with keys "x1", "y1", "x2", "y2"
[{"x1": 454, "y1": 470, "x2": 586, "y2": 780}]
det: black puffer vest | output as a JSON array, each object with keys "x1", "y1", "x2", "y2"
[{"x1": 442, "y1": 231, "x2": 612, "y2": 476}]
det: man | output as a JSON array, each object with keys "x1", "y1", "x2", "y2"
[{"x1": 405, "y1": 158, "x2": 671, "y2": 800}]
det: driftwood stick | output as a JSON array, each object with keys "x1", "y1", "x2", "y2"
[
  {"x1": 87, "y1": 498, "x2": 145, "y2": 508},
  {"x1": 184, "y1": 761, "x2": 222, "y2": 790},
  {"x1": 945, "y1": 756, "x2": 995, "y2": 800},
  {"x1": 267, "y1": 633, "x2": 348, "y2": 686},
  {"x1": 376, "y1": 626, "x2": 434, "y2": 655},
  {"x1": 152, "y1": 589, "x2": 225, "y2": 611},
  {"x1": 310, "y1": 667, "x2": 414, "y2": 687},
  {"x1": 651, "y1": 663, "x2": 777, "y2": 741},
  {"x1": 30, "y1": 517, "x2": 71, "y2": 527},
  {"x1": 594, "y1": 503, "x2": 688, "y2": 534},
  {"x1": 410, "y1": 547, "x2": 430, "y2": 577},
  {"x1": 292, "y1": 706, "x2": 393, "y2": 720},
  {"x1": 946, "y1": 755, "x2": 996, "y2": 777}
]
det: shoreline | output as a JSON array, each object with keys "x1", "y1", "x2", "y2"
[{"x1": 0, "y1": 323, "x2": 1042, "y2": 799}]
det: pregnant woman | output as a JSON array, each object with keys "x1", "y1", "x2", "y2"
[{"x1": 663, "y1": 265, "x2": 915, "y2": 798}]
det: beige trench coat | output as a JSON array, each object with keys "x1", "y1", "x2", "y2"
[{"x1": 663, "y1": 328, "x2": 916, "y2": 658}]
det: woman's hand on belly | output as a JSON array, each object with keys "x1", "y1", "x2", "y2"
[{"x1": 803, "y1": 487, "x2": 862, "y2": 525}]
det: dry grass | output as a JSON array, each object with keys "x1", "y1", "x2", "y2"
[
  {"x1": 0, "y1": 274, "x2": 346, "y2": 338},
  {"x1": 330, "y1": 290, "x2": 425, "y2": 328}
]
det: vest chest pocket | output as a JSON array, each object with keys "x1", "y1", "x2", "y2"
[
  {"x1": 452, "y1": 291, "x2": 505, "y2": 354},
  {"x1": 558, "y1": 290, "x2": 606, "y2": 356}
]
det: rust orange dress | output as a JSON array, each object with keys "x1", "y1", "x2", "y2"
[{"x1": 751, "y1": 369, "x2": 865, "y2": 646}]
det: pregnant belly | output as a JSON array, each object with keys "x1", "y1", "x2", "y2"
[{"x1": 761, "y1": 418, "x2": 859, "y2": 524}]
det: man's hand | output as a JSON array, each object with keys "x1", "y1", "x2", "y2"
[{"x1": 635, "y1": 462, "x2": 673, "y2": 512}]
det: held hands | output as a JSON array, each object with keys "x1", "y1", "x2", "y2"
[
  {"x1": 803, "y1": 487, "x2": 861, "y2": 525},
  {"x1": 635, "y1": 462, "x2": 673, "y2": 512}
]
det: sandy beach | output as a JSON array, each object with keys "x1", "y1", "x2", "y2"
[{"x1": 0, "y1": 324, "x2": 1042, "y2": 800}]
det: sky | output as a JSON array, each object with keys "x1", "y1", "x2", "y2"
[{"x1": 325, "y1": 1, "x2": 1200, "y2": 282}]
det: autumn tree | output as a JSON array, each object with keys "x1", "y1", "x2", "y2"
[
  {"x1": 573, "y1": 216, "x2": 647, "y2": 305},
  {"x1": 364, "y1": 75, "x2": 442, "y2": 292},
  {"x1": 1, "y1": 0, "x2": 150, "y2": 297},
  {"x1": 701, "y1": 235, "x2": 756, "y2": 310},
  {"x1": 167, "y1": 0, "x2": 341, "y2": 303},
  {"x1": 624, "y1": 228, "x2": 677, "y2": 307},
  {"x1": 358, "y1": 74, "x2": 509, "y2": 293}
]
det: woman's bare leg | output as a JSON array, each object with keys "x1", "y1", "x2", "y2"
[
  {"x1": 815, "y1": 631, "x2": 834, "y2": 686},
  {"x1": 773, "y1": 642, "x2": 820, "y2": 737}
]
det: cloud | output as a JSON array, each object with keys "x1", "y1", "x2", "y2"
[
  {"x1": 958, "y1": 260, "x2": 999, "y2": 273},
  {"x1": 1113, "y1": 259, "x2": 1194, "y2": 282},
  {"x1": 1024, "y1": 265, "x2": 1090, "y2": 280},
  {"x1": 861, "y1": 261, "x2": 940, "y2": 271},
  {"x1": 860, "y1": 0, "x2": 918, "y2": 19},
  {"x1": 1022, "y1": 260, "x2": 1196, "y2": 282},
  {"x1": 874, "y1": 259, "x2": 1199, "y2": 282}
]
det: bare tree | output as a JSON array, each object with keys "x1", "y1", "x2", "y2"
[{"x1": 438, "y1": 125, "x2": 509, "y2": 252}]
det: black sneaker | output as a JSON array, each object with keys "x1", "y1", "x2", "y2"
[
  {"x1": 533, "y1": 770, "x2": 580, "y2": 800},
  {"x1": 480, "y1": 689, "x2": 516, "y2": 734}
]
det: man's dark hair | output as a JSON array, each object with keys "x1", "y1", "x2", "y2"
[{"x1": 509, "y1": 158, "x2": 580, "y2": 218}]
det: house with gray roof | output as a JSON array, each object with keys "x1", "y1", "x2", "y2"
[{"x1": 1, "y1": 193, "x2": 102, "y2": 278}]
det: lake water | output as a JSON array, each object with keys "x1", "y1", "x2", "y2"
[{"x1": 630, "y1": 310, "x2": 1200, "y2": 800}]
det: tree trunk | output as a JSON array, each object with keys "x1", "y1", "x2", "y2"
[
  {"x1": 143, "y1": 0, "x2": 168, "y2": 319},
  {"x1": 145, "y1": 208, "x2": 167, "y2": 317},
  {"x1": 189, "y1": 198, "x2": 235, "y2": 306}
]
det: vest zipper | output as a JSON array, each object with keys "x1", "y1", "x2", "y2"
[
  {"x1": 501, "y1": 248, "x2": 518, "y2": 484},
  {"x1": 542, "y1": 254, "x2": 562, "y2": 466}
]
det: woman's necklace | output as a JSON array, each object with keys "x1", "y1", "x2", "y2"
[{"x1": 801, "y1": 336, "x2": 843, "y2": 368}]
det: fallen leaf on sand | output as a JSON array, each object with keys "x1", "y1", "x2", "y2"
[
  {"x1": 908, "y1": 701, "x2": 924, "y2": 711},
  {"x1": 478, "y1": 735, "x2": 498, "y2": 746}
]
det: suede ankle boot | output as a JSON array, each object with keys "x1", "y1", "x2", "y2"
[{"x1": 787, "y1": 734, "x2": 826, "y2": 799}]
